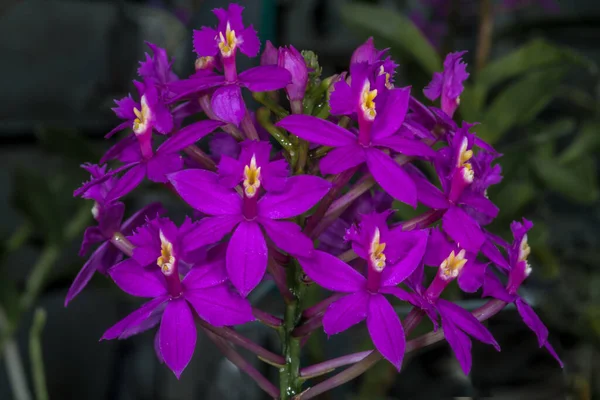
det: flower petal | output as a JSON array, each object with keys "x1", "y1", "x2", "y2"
[
  {"x1": 441, "y1": 316, "x2": 472, "y2": 375},
  {"x1": 365, "y1": 148, "x2": 417, "y2": 207},
  {"x1": 159, "y1": 299, "x2": 197, "y2": 379},
  {"x1": 239, "y1": 65, "x2": 291, "y2": 92},
  {"x1": 193, "y1": 27, "x2": 218, "y2": 57},
  {"x1": 168, "y1": 169, "x2": 242, "y2": 215},
  {"x1": 109, "y1": 258, "x2": 167, "y2": 298},
  {"x1": 158, "y1": 120, "x2": 224, "y2": 154},
  {"x1": 381, "y1": 229, "x2": 429, "y2": 287},
  {"x1": 371, "y1": 87, "x2": 410, "y2": 140},
  {"x1": 323, "y1": 291, "x2": 369, "y2": 336},
  {"x1": 258, "y1": 218, "x2": 314, "y2": 256},
  {"x1": 181, "y1": 215, "x2": 241, "y2": 252},
  {"x1": 146, "y1": 153, "x2": 183, "y2": 183},
  {"x1": 319, "y1": 144, "x2": 365, "y2": 175},
  {"x1": 101, "y1": 296, "x2": 168, "y2": 340},
  {"x1": 182, "y1": 260, "x2": 229, "y2": 290},
  {"x1": 276, "y1": 115, "x2": 357, "y2": 147},
  {"x1": 329, "y1": 79, "x2": 354, "y2": 116},
  {"x1": 442, "y1": 206, "x2": 485, "y2": 252},
  {"x1": 226, "y1": 221, "x2": 268, "y2": 297},
  {"x1": 239, "y1": 26, "x2": 261, "y2": 57},
  {"x1": 457, "y1": 260, "x2": 486, "y2": 293},
  {"x1": 185, "y1": 284, "x2": 254, "y2": 326},
  {"x1": 367, "y1": 293, "x2": 405, "y2": 371},
  {"x1": 79, "y1": 226, "x2": 104, "y2": 257},
  {"x1": 298, "y1": 250, "x2": 366, "y2": 293},
  {"x1": 258, "y1": 175, "x2": 331, "y2": 220},
  {"x1": 516, "y1": 298, "x2": 549, "y2": 348},
  {"x1": 437, "y1": 299, "x2": 500, "y2": 350},
  {"x1": 211, "y1": 85, "x2": 246, "y2": 126},
  {"x1": 105, "y1": 164, "x2": 145, "y2": 202},
  {"x1": 121, "y1": 202, "x2": 167, "y2": 234},
  {"x1": 167, "y1": 75, "x2": 226, "y2": 102},
  {"x1": 482, "y1": 270, "x2": 515, "y2": 303},
  {"x1": 373, "y1": 136, "x2": 437, "y2": 159}
]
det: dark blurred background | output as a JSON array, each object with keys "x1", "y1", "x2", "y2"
[{"x1": 1, "y1": 0, "x2": 599, "y2": 399}]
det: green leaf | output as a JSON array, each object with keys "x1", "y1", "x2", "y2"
[
  {"x1": 35, "y1": 126, "x2": 98, "y2": 164},
  {"x1": 559, "y1": 121, "x2": 600, "y2": 165},
  {"x1": 477, "y1": 38, "x2": 595, "y2": 90},
  {"x1": 531, "y1": 154, "x2": 599, "y2": 204},
  {"x1": 492, "y1": 180, "x2": 536, "y2": 218},
  {"x1": 477, "y1": 67, "x2": 567, "y2": 144},
  {"x1": 11, "y1": 169, "x2": 65, "y2": 244},
  {"x1": 340, "y1": 4, "x2": 441, "y2": 75}
]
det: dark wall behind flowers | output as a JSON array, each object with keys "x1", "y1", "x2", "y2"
[{"x1": 1, "y1": 0, "x2": 599, "y2": 399}]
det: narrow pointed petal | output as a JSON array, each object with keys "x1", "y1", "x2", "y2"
[
  {"x1": 276, "y1": 115, "x2": 357, "y2": 147},
  {"x1": 298, "y1": 250, "x2": 366, "y2": 293},
  {"x1": 158, "y1": 120, "x2": 224, "y2": 154},
  {"x1": 168, "y1": 169, "x2": 242, "y2": 215},
  {"x1": 211, "y1": 85, "x2": 246, "y2": 126},
  {"x1": 185, "y1": 285, "x2": 254, "y2": 326},
  {"x1": 319, "y1": 144, "x2": 365, "y2": 175},
  {"x1": 79, "y1": 226, "x2": 104, "y2": 256},
  {"x1": 121, "y1": 202, "x2": 167, "y2": 234},
  {"x1": 423, "y1": 228, "x2": 455, "y2": 267},
  {"x1": 460, "y1": 190, "x2": 499, "y2": 220},
  {"x1": 193, "y1": 27, "x2": 219, "y2": 57},
  {"x1": 105, "y1": 164, "x2": 145, "y2": 202},
  {"x1": 239, "y1": 65, "x2": 292, "y2": 92},
  {"x1": 226, "y1": 221, "x2": 268, "y2": 297},
  {"x1": 516, "y1": 298, "x2": 549, "y2": 348},
  {"x1": 381, "y1": 229, "x2": 429, "y2": 287},
  {"x1": 258, "y1": 175, "x2": 331, "y2": 219},
  {"x1": 543, "y1": 341, "x2": 564, "y2": 368},
  {"x1": 438, "y1": 299, "x2": 500, "y2": 350},
  {"x1": 411, "y1": 170, "x2": 451, "y2": 209},
  {"x1": 105, "y1": 121, "x2": 133, "y2": 139},
  {"x1": 481, "y1": 239, "x2": 509, "y2": 271},
  {"x1": 441, "y1": 317, "x2": 472, "y2": 375},
  {"x1": 323, "y1": 291, "x2": 369, "y2": 336},
  {"x1": 109, "y1": 259, "x2": 167, "y2": 298},
  {"x1": 373, "y1": 136, "x2": 437, "y2": 159},
  {"x1": 378, "y1": 286, "x2": 415, "y2": 303},
  {"x1": 442, "y1": 206, "x2": 485, "y2": 252},
  {"x1": 167, "y1": 75, "x2": 226, "y2": 102},
  {"x1": 367, "y1": 293, "x2": 405, "y2": 371},
  {"x1": 101, "y1": 296, "x2": 168, "y2": 340},
  {"x1": 159, "y1": 299, "x2": 197, "y2": 379},
  {"x1": 371, "y1": 87, "x2": 410, "y2": 140},
  {"x1": 182, "y1": 260, "x2": 228, "y2": 291},
  {"x1": 146, "y1": 153, "x2": 183, "y2": 183},
  {"x1": 181, "y1": 215, "x2": 241, "y2": 252},
  {"x1": 366, "y1": 148, "x2": 416, "y2": 207},
  {"x1": 258, "y1": 218, "x2": 314, "y2": 256},
  {"x1": 482, "y1": 270, "x2": 516, "y2": 303}
]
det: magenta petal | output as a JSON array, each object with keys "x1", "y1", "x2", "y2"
[
  {"x1": 258, "y1": 218, "x2": 314, "y2": 256},
  {"x1": 276, "y1": 115, "x2": 357, "y2": 147},
  {"x1": 182, "y1": 215, "x2": 241, "y2": 252},
  {"x1": 437, "y1": 299, "x2": 500, "y2": 350},
  {"x1": 423, "y1": 72, "x2": 443, "y2": 101},
  {"x1": 182, "y1": 260, "x2": 228, "y2": 290},
  {"x1": 158, "y1": 120, "x2": 224, "y2": 154},
  {"x1": 121, "y1": 202, "x2": 167, "y2": 234},
  {"x1": 159, "y1": 299, "x2": 197, "y2": 379},
  {"x1": 106, "y1": 164, "x2": 145, "y2": 202},
  {"x1": 109, "y1": 259, "x2": 167, "y2": 298},
  {"x1": 371, "y1": 87, "x2": 410, "y2": 140},
  {"x1": 185, "y1": 284, "x2": 254, "y2": 326},
  {"x1": 460, "y1": 191, "x2": 499, "y2": 220},
  {"x1": 298, "y1": 250, "x2": 366, "y2": 293},
  {"x1": 367, "y1": 293, "x2": 405, "y2": 371},
  {"x1": 323, "y1": 291, "x2": 369, "y2": 336},
  {"x1": 373, "y1": 136, "x2": 437, "y2": 159},
  {"x1": 441, "y1": 316, "x2": 472, "y2": 375},
  {"x1": 239, "y1": 65, "x2": 292, "y2": 92},
  {"x1": 168, "y1": 169, "x2": 242, "y2": 216},
  {"x1": 146, "y1": 153, "x2": 183, "y2": 183},
  {"x1": 193, "y1": 27, "x2": 218, "y2": 57},
  {"x1": 167, "y1": 75, "x2": 226, "y2": 102},
  {"x1": 319, "y1": 144, "x2": 365, "y2": 175},
  {"x1": 105, "y1": 121, "x2": 133, "y2": 139},
  {"x1": 258, "y1": 175, "x2": 331, "y2": 220},
  {"x1": 482, "y1": 270, "x2": 515, "y2": 303},
  {"x1": 226, "y1": 221, "x2": 268, "y2": 297},
  {"x1": 516, "y1": 298, "x2": 549, "y2": 348},
  {"x1": 543, "y1": 341, "x2": 564, "y2": 368},
  {"x1": 329, "y1": 79, "x2": 354, "y2": 116},
  {"x1": 378, "y1": 286, "x2": 414, "y2": 303},
  {"x1": 365, "y1": 148, "x2": 416, "y2": 207},
  {"x1": 381, "y1": 229, "x2": 429, "y2": 287},
  {"x1": 442, "y1": 206, "x2": 485, "y2": 252},
  {"x1": 457, "y1": 260, "x2": 486, "y2": 293},
  {"x1": 423, "y1": 228, "x2": 455, "y2": 267},
  {"x1": 481, "y1": 240, "x2": 509, "y2": 271},
  {"x1": 79, "y1": 226, "x2": 104, "y2": 256},
  {"x1": 211, "y1": 85, "x2": 246, "y2": 126},
  {"x1": 239, "y1": 25, "x2": 260, "y2": 57},
  {"x1": 101, "y1": 296, "x2": 168, "y2": 340}
]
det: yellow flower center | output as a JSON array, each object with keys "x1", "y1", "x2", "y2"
[
  {"x1": 457, "y1": 137, "x2": 474, "y2": 182},
  {"x1": 378, "y1": 66, "x2": 393, "y2": 89},
  {"x1": 218, "y1": 22, "x2": 237, "y2": 57},
  {"x1": 133, "y1": 95, "x2": 151, "y2": 135},
  {"x1": 440, "y1": 249, "x2": 467, "y2": 280},
  {"x1": 369, "y1": 228, "x2": 387, "y2": 271},
  {"x1": 157, "y1": 230, "x2": 175, "y2": 275},
  {"x1": 360, "y1": 80, "x2": 377, "y2": 121},
  {"x1": 519, "y1": 235, "x2": 532, "y2": 275},
  {"x1": 243, "y1": 154, "x2": 261, "y2": 198},
  {"x1": 195, "y1": 56, "x2": 214, "y2": 70}
]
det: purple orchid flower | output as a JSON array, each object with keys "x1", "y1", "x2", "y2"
[
  {"x1": 299, "y1": 211, "x2": 429, "y2": 370},
  {"x1": 409, "y1": 123, "x2": 499, "y2": 252},
  {"x1": 260, "y1": 40, "x2": 278, "y2": 66},
  {"x1": 350, "y1": 37, "x2": 397, "y2": 90},
  {"x1": 138, "y1": 42, "x2": 179, "y2": 99},
  {"x1": 168, "y1": 141, "x2": 331, "y2": 296},
  {"x1": 483, "y1": 219, "x2": 563, "y2": 366},
  {"x1": 167, "y1": 4, "x2": 291, "y2": 126},
  {"x1": 402, "y1": 230, "x2": 501, "y2": 374},
  {"x1": 277, "y1": 64, "x2": 435, "y2": 207},
  {"x1": 424, "y1": 51, "x2": 469, "y2": 118},
  {"x1": 67, "y1": 193, "x2": 165, "y2": 305},
  {"x1": 102, "y1": 217, "x2": 254, "y2": 378},
  {"x1": 74, "y1": 120, "x2": 223, "y2": 202}
]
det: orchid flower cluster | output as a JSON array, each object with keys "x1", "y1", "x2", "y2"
[{"x1": 69, "y1": 4, "x2": 561, "y2": 398}]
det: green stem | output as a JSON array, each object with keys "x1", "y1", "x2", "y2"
[
  {"x1": 253, "y1": 92, "x2": 290, "y2": 118},
  {"x1": 1, "y1": 307, "x2": 32, "y2": 400},
  {"x1": 19, "y1": 245, "x2": 61, "y2": 312},
  {"x1": 29, "y1": 309, "x2": 49, "y2": 400},
  {"x1": 475, "y1": 0, "x2": 494, "y2": 74},
  {"x1": 257, "y1": 108, "x2": 295, "y2": 154}
]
